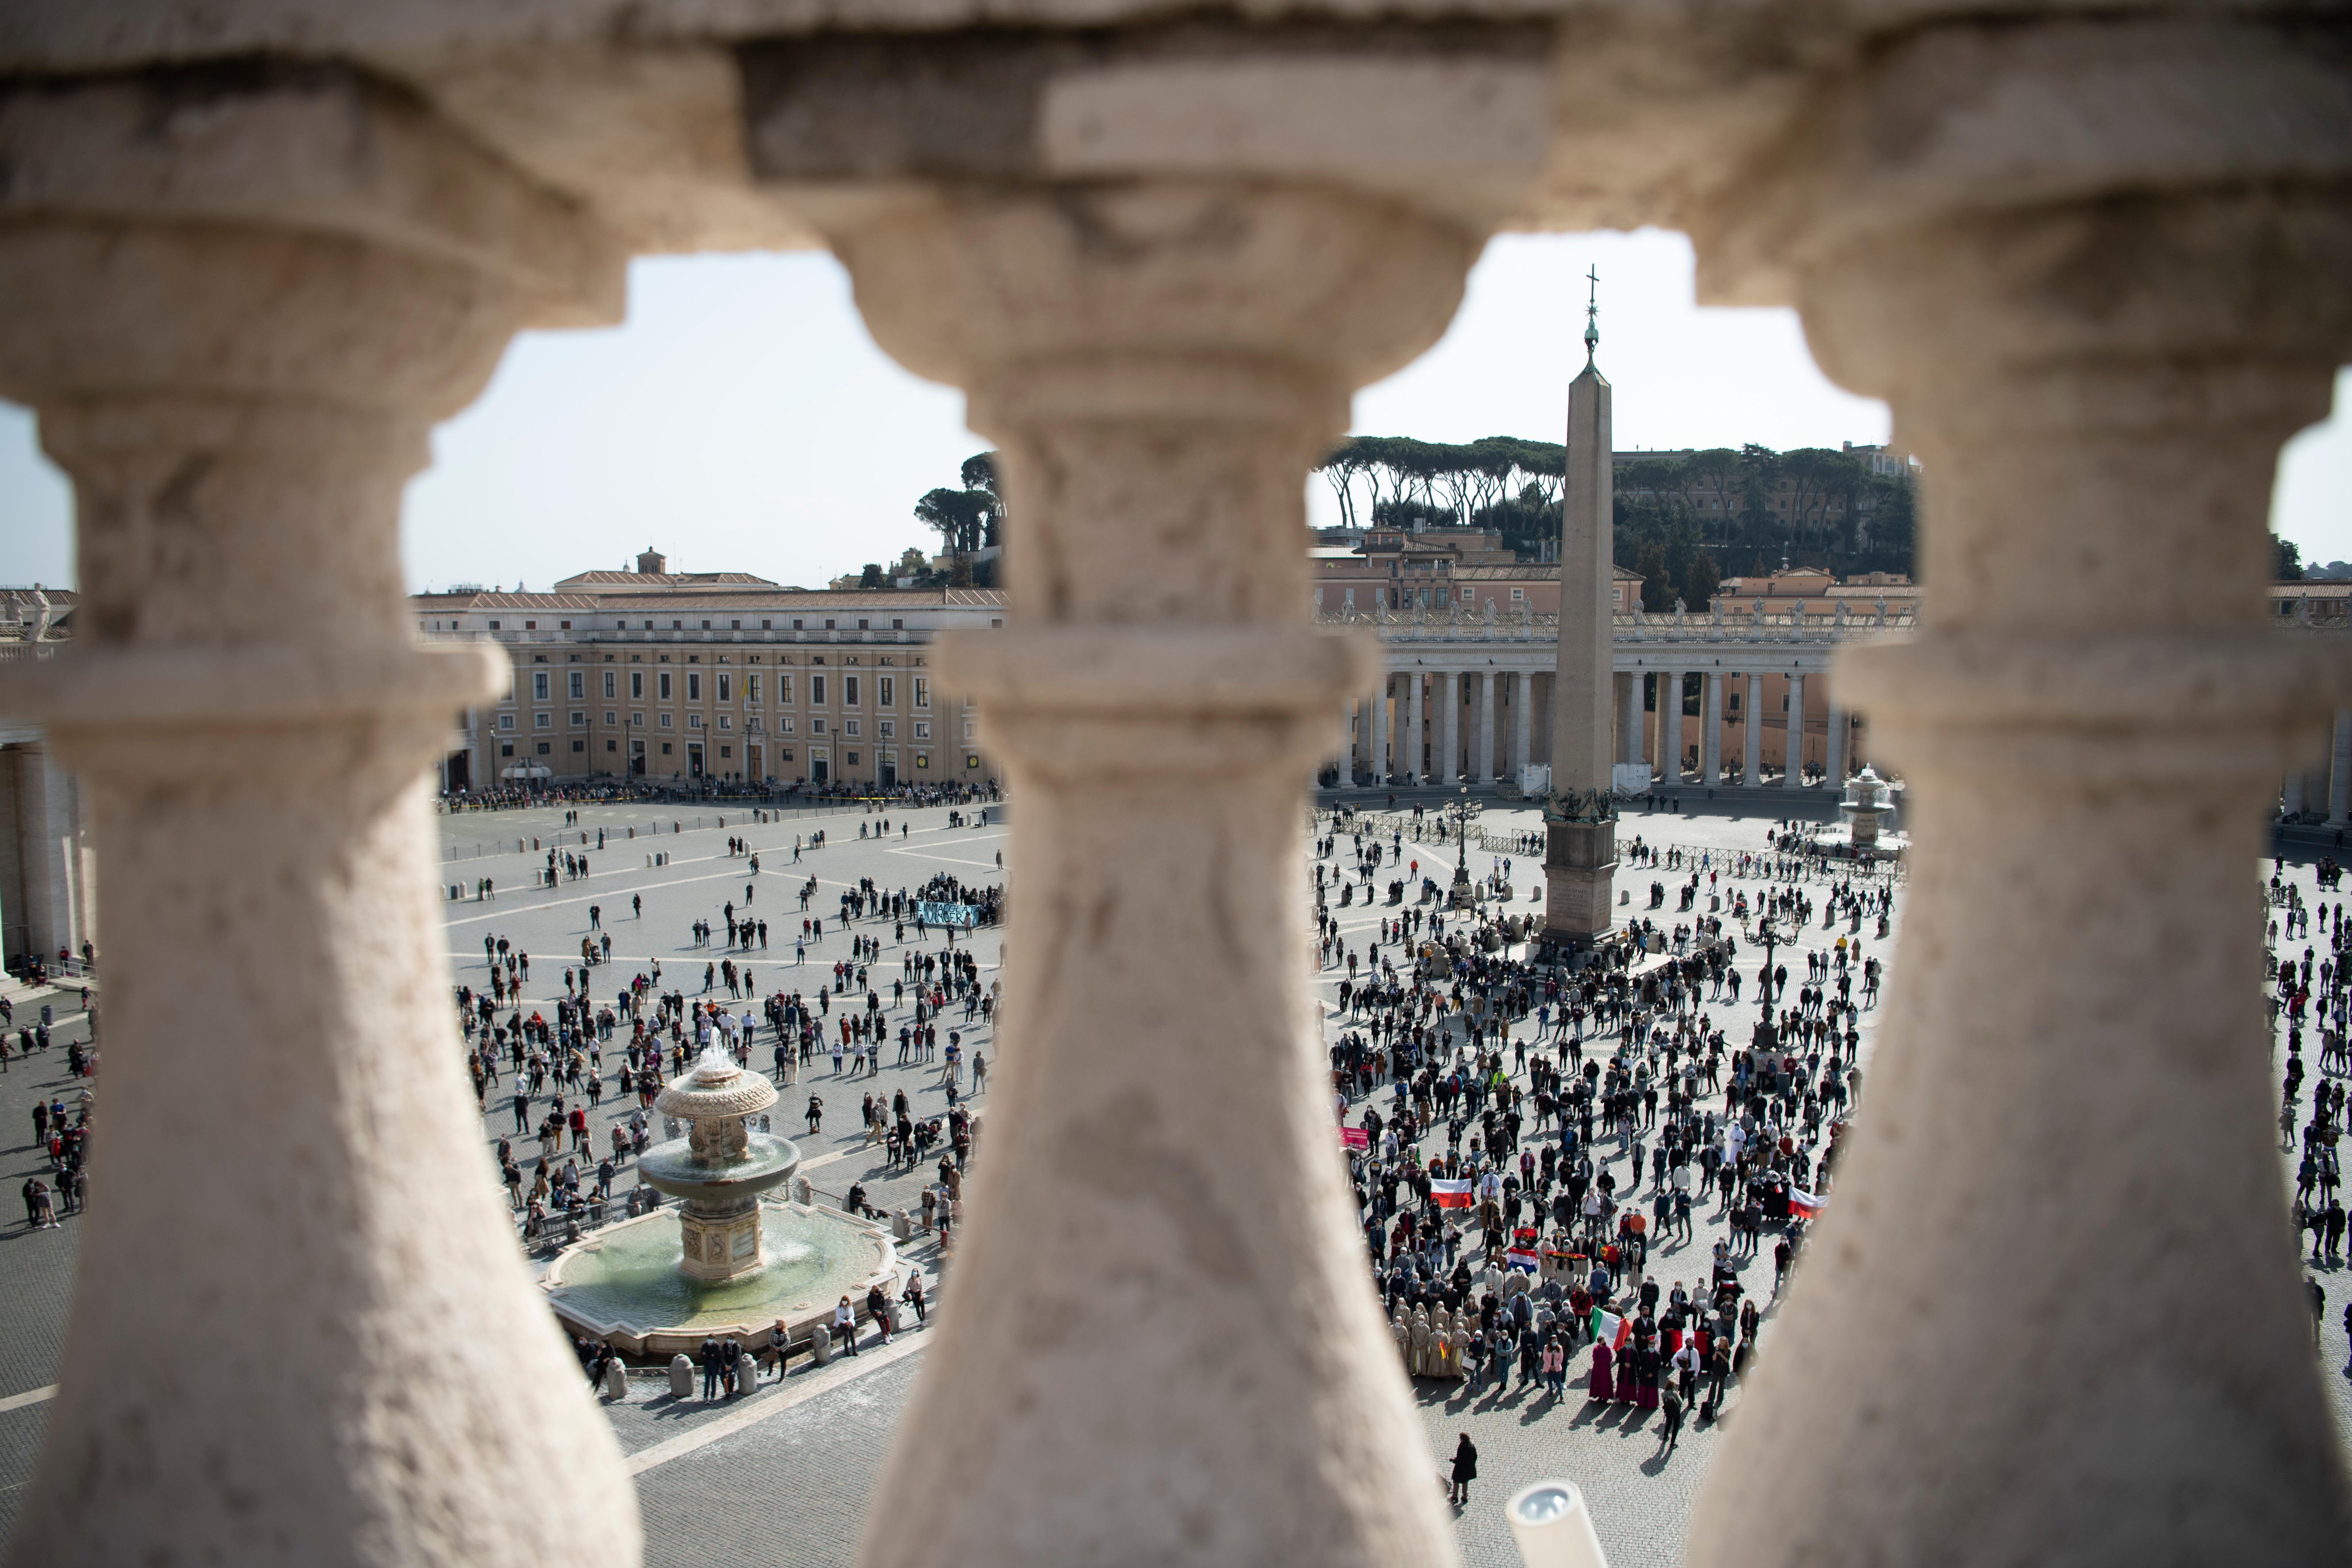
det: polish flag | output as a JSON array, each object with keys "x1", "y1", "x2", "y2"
[
  {"x1": 1429, "y1": 1178, "x2": 1475, "y2": 1209},
  {"x1": 1788, "y1": 1187, "x2": 1825, "y2": 1219},
  {"x1": 1505, "y1": 1245, "x2": 1542, "y2": 1273},
  {"x1": 1589, "y1": 1309, "x2": 1630, "y2": 1350}
]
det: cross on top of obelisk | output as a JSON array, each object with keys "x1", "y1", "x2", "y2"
[{"x1": 1583, "y1": 265, "x2": 1600, "y2": 366}]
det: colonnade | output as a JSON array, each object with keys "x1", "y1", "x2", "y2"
[
  {"x1": 0, "y1": 15, "x2": 2344, "y2": 1568},
  {"x1": 1348, "y1": 662, "x2": 1861, "y2": 790},
  {"x1": 2284, "y1": 706, "x2": 2352, "y2": 826}
]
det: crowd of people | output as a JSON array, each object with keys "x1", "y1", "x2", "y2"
[
  {"x1": 1310, "y1": 806, "x2": 1894, "y2": 1486},
  {"x1": 453, "y1": 852, "x2": 1005, "y2": 1249}
]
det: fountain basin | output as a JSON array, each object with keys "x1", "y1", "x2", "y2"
[{"x1": 544, "y1": 1198, "x2": 903, "y2": 1358}]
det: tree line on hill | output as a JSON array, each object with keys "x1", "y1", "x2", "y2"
[
  {"x1": 1317, "y1": 435, "x2": 1918, "y2": 611},
  {"x1": 855, "y1": 439, "x2": 1928, "y2": 608}
]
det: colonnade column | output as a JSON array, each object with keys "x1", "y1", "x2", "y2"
[
  {"x1": 0, "y1": 70, "x2": 639, "y2": 1564},
  {"x1": 1440, "y1": 671, "x2": 1462, "y2": 784},
  {"x1": 1701, "y1": 672, "x2": 1724, "y2": 786},
  {"x1": 2286, "y1": 770, "x2": 2306, "y2": 817},
  {"x1": 1687, "y1": 19, "x2": 2352, "y2": 1560},
  {"x1": 824, "y1": 178, "x2": 1484, "y2": 1568},
  {"x1": 2331, "y1": 709, "x2": 2352, "y2": 828},
  {"x1": 1617, "y1": 670, "x2": 1642, "y2": 770},
  {"x1": 1474, "y1": 671, "x2": 1496, "y2": 785},
  {"x1": 1743, "y1": 673, "x2": 1763, "y2": 787},
  {"x1": 1407, "y1": 673, "x2": 1425, "y2": 784},
  {"x1": 1824, "y1": 694, "x2": 1846, "y2": 788},
  {"x1": 1652, "y1": 670, "x2": 1680, "y2": 782},
  {"x1": 1510, "y1": 673, "x2": 1534, "y2": 785},
  {"x1": 1784, "y1": 671, "x2": 1806, "y2": 786}
]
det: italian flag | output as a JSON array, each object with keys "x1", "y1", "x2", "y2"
[
  {"x1": 1428, "y1": 1178, "x2": 1475, "y2": 1209},
  {"x1": 1590, "y1": 1309, "x2": 1630, "y2": 1350}
]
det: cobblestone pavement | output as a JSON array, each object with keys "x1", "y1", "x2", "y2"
[
  {"x1": 2, "y1": 794, "x2": 2348, "y2": 1564},
  {"x1": 0, "y1": 981, "x2": 95, "y2": 1545}
]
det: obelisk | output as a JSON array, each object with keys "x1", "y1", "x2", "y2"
[{"x1": 1542, "y1": 269, "x2": 1617, "y2": 954}]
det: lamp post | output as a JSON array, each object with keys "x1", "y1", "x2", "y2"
[{"x1": 1445, "y1": 786, "x2": 1478, "y2": 911}]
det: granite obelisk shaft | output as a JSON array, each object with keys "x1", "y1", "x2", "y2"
[{"x1": 1543, "y1": 351, "x2": 1618, "y2": 945}]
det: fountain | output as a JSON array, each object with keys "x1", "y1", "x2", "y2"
[
  {"x1": 643, "y1": 1052, "x2": 797, "y2": 1280},
  {"x1": 541, "y1": 1052, "x2": 905, "y2": 1357},
  {"x1": 1840, "y1": 766, "x2": 1898, "y2": 852}
]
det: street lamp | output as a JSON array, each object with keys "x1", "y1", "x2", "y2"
[{"x1": 1444, "y1": 786, "x2": 1479, "y2": 911}]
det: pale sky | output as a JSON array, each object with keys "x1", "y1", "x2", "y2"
[{"x1": 4, "y1": 228, "x2": 2348, "y2": 589}]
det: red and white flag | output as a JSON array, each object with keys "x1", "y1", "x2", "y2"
[
  {"x1": 1428, "y1": 1178, "x2": 1475, "y2": 1210},
  {"x1": 1788, "y1": 1186, "x2": 1825, "y2": 1219}
]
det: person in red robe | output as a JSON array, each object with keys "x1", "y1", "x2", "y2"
[{"x1": 1589, "y1": 1337, "x2": 1614, "y2": 1402}]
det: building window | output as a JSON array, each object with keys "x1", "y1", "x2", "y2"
[
  {"x1": 498, "y1": 714, "x2": 516, "y2": 731},
  {"x1": 565, "y1": 671, "x2": 581, "y2": 699},
  {"x1": 793, "y1": 620, "x2": 805, "y2": 630},
  {"x1": 659, "y1": 713, "x2": 673, "y2": 728},
  {"x1": 687, "y1": 672, "x2": 701, "y2": 701},
  {"x1": 604, "y1": 671, "x2": 617, "y2": 699},
  {"x1": 500, "y1": 743, "x2": 514, "y2": 757},
  {"x1": 912, "y1": 721, "x2": 930, "y2": 740},
  {"x1": 533, "y1": 671, "x2": 550, "y2": 701},
  {"x1": 963, "y1": 721, "x2": 977, "y2": 740},
  {"x1": 604, "y1": 711, "x2": 617, "y2": 725},
  {"x1": 570, "y1": 711, "x2": 585, "y2": 726},
  {"x1": 525, "y1": 620, "x2": 537, "y2": 631},
  {"x1": 779, "y1": 675, "x2": 794, "y2": 705},
  {"x1": 811, "y1": 718, "x2": 826, "y2": 735},
  {"x1": 702, "y1": 620, "x2": 712, "y2": 630},
  {"x1": 488, "y1": 620, "x2": 500, "y2": 630},
  {"x1": 762, "y1": 620, "x2": 772, "y2": 630},
  {"x1": 879, "y1": 721, "x2": 895, "y2": 739},
  {"x1": 811, "y1": 674, "x2": 827, "y2": 705},
  {"x1": 661, "y1": 742, "x2": 673, "y2": 755},
  {"x1": 747, "y1": 674, "x2": 762, "y2": 702},
  {"x1": 844, "y1": 720, "x2": 861, "y2": 738},
  {"x1": 658, "y1": 672, "x2": 673, "y2": 701},
  {"x1": 605, "y1": 739, "x2": 617, "y2": 752},
  {"x1": 781, "y1": 718, "x2": 796, "y2": 735},
  {"x1": 631, "y1": 712, "x2": 645, "y2": 727},
  {"x1": 845, "y1": 675, "x2": 860, "y2": 706},
  {"x1": 893, "y1": 619, "x2": 905, "y2": 630},
  {"x1": 718, "y1": 716, "x2": 732, "y2": 731},
  {"x1": 913, "y1": 678, "x2": 929, "y2": 709},
  {"x1": 535, "y1": 741, "x2": 550, "y2": 755},
  {"x1": 825, "y1": 620, "x2": 837, "y2": 631},
  {"x1": 878, "y1": 677, "x2": 894, "y2": 707},
  {"x1": 716, "y1": 673, "x2": 731, "y2": 701},
  {"x1": 689, "y1": 714, "x2": 703, "y2": 729},
  {"x1": 731, "y1": 620, "x2": 741, "y2": 631},
  {"x1": 1511, "y1": 587, "x2": 1525, "y2": 601},
  {"x1": 846, "y1": 751, "x2": 860, "y2": 766},
  {"x1": 571, "y1": 739, "x2": 585, "y2": 753},
  {"x1": 780, "y1": 747, "x2": 796, "y2": 763},
  {"x1": 630, "y1": 670, "x2": 644, "y2": 700},
  {"x1": 720, "y1": 745, "x2": 732, "y2": 758},
  {"x1": 534, "y1": 713, "x2": 552, "y2": 729}
]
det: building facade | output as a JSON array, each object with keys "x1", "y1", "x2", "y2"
[{"x1": 412, "y1": 566, "x2": 1007, "y2": 791}]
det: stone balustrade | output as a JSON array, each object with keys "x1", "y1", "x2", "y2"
[{"x1": 0, "y1": 10, "x2": 2347, "y2": 1568}]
